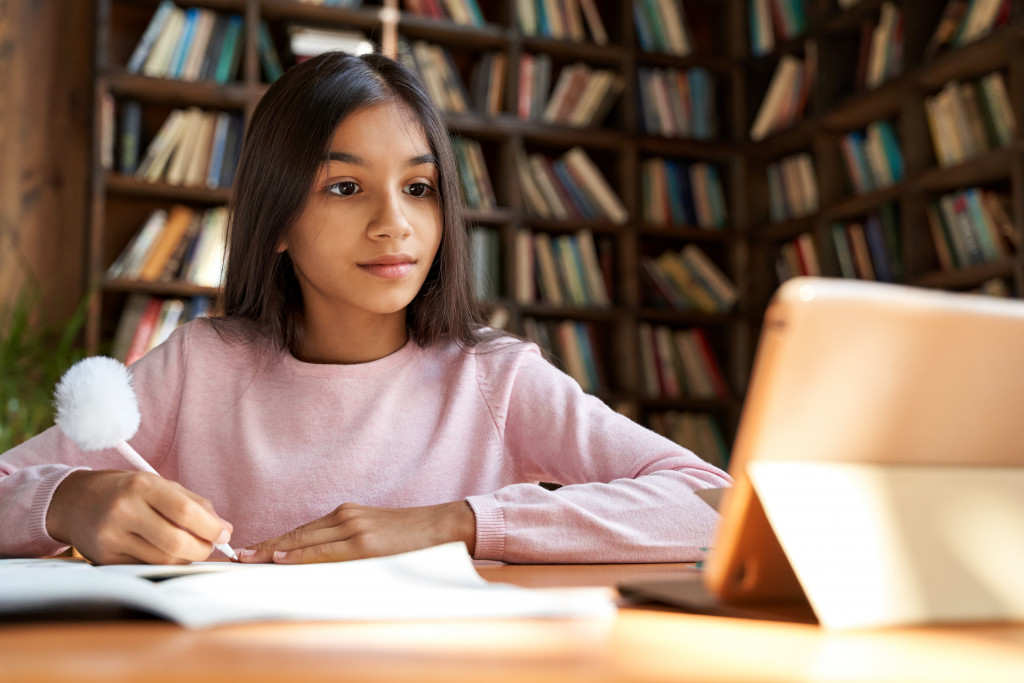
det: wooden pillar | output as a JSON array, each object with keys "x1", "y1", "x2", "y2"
[{"x1": 0, "y1": 0, "x2": 93, "y2": 327}]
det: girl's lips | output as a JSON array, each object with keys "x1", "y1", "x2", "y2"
[{"x1": 359, "y1": 262, "x2": 415, "y2": 279}]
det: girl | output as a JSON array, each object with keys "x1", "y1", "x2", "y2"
[{"x1": 0, "y1": 52, "x2": 730, "y2": 565}]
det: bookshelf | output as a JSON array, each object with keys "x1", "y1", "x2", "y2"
[
  {"x1": 87, "y1": 0, "x2": 1024, "y2": 465},
  {"x1": 746, "y1": 0, "x2": 1024, "y2": 325}
]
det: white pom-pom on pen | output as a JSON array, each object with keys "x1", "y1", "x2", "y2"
[
  {"x1": 53, "y1": 356, "x2": 238, "y2": 560},
  {"x1": 54, "y1": 356, "x2": 142, "y2": 455}
]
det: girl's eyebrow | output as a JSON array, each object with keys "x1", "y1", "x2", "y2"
[{"x1": 324, "y1": 151, "x2": 438, "y2": 168}]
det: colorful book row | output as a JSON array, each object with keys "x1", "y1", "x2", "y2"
[
  {"x1": 641, "y1": 159, "x2": 728, "y2": 230},
  {"x1": 516, "y1": 55, "x2": 622, "y2": 128},
  {"x1": 749, "y1": 0, "x2": 808, "y2": 57},
  {"x1": 513, "y1": 228, "x2": 612, "y2": 308},
  {"x1": 925, "y1": 0, "x2": 1012, "y2": 59},
  {"x1": 400, "y1": 41, "x2": 505, "y2": 116},
  {"x1": 402, "y1": 0, "x2": 485, "y2": 26},
  {"x1": 766, "y1": 152, "x2": 818, "y2": 223},
  {"x1": 130, "y1": 106, "x2": 244, "y2": 189},
  {"x1": 925, "y1": 188, "x2": 1018, "y2": 270},
  {"x1": 516, "y1": 147, "x2": 629, "y2": 224},
  {"x1": 636, "y1": 324, "x2": 729, "y2": 400},
  {"x1": 540, "y1": 62, "x2": 624, "y2": 128},
  {"x1": 517, "y1": 0, "x2": 609, "y2": 45},
  {"x1": 637, "y1": 66, "x2": 716, "y2": 140},
  {"x1": 633, "y1": 0, "x2": 694, "y2": 56},
  {"x1": 112, "y1": 294, "x2": 212, "y2": 366},
  {"x1": 774, "y1": 232, "x2": 820, "y2": 283},
  {"x1": 522, "y1": 317, "x2": 607, "y2": 395},
  {"x1": 452, "y1": 136, "x2": 497, "y2": 211},
  {"x1": 925, "y1": 72, "x2": 1016, "y2": 169},
  {"x1": 831, "y1": 204, "x2": 902, "y2": 282},
  {"x1": 648, "y1": 411, "x2": 729, "y2": 468},
  {"x1": 640, "y1": 246, "x2": 739, "y2": 314},
  {"x1": 107, "y1": 205, "x2": 228, "y2": 289},
  {"x1": 126, "y1": 1, "x2": 244, "y2": 83},
  {"x1": 839, "y1": 119, "x2": 904, "y2": 195},
  {"x1": 400, "y1": 40, "x2": 472, "y2": 114}
]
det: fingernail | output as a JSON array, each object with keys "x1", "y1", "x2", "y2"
[
  {"x1": 215, "y1": 529, "x2": 231, "y2": 544},
  {"x1": 240, "y1": 548, "x2": 257, "y2": 559},
  {"x1": 273, "y1": 550, "x2": 288, "y2": 562}
]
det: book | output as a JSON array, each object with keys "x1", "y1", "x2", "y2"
[
  {"x1": 124, "y1": 296, "x2": 165, "y2": 365},
  {"x1": 107, "y1": 209, "x2": 169, "y2": 279},
  {"x1": 127, "y1": 0, "x2": 177, "y2": 73},
  {"x1": 110, "y1": 293, "x2": 154, "y2": 362},
  {"x1": 846, "y1": 222, "x2": 876, "y2": 280},
  {"x1": 184, "y1": 207, "x2": 229, "y2": 287},
  {"x1": 257, "y1": 21, "x2": 284, "y2": 83},
  {"x1": 117, "y1": 100, "x2": 142, "y2": 175},
  {"x1": 138, "y1": 205, "x2": 198, "y2": 281},
  {"x1": 135, "y1": 109, "x2": 187, "y2": 183},
  {"x1": 562, "y1": 147, "x2": 628, "y2": 224},
  {"x1": 578, "y1": 0, "x2": 608, "y2": 44},
  {"x1": 0, "y1": 544, "x2": 613, "y2": 629},
  {"x1": 750, "y1": 54, "x2": 803, "y2": 141},
  {"x1": 533, "y1": 232, "x2": 565, "y2": 305},
  {"x1": 164, "y1": 108, "x2": 205, "y2": 186},
  {"x1": 654, "y1": 251, "x2": 718, "y2": 312},
  {"x1": 575, "y1": 229, "x2": 611, "y2": 307},
  {"x1": 680, "y1": 245, "x2": 739, "y2": 311},
  {"x1": 142, "y1": 6, "x2": 185, "y2": 77},
  {"x1": 513, "y1": 229, "x2": 536, "y2": 303},
  {"x1": 180, "y1": 8, "x2": 216, "y2": 81},
  {"x1": 145, "y1": 298, "x2": 186, "y2": 353},
  {"x1": 214, "y1": 15, "x2": 244, "y2": 84}
]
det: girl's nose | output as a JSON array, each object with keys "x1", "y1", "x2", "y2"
[{"x1": 366, "y1": 191, "x2": 413, "y2": 240}]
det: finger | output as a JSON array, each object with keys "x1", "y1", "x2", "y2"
[
  {"x1": 181, "y1": 488, "x2": 234, "y2": 536},
  {"x1": 129, "y1": 502, "x2": 218, "y2": 563},
  {"x1": 145, "y1": 480, "x2": 233, "y2": 546},
  {"x1": 85, "y1": 528, "x2": 193, "y2": 566},
  {"x1": 240, "y1": 524, "x2": 351, "y2": 563},
  {"x1": 272, "y1": 540, "x2": 362, "y2": 565},
  {"x1": 239, "y1": 506, "x2": 368, "y2": 562},
  {"x1": 121, "y1": 530, "x2": 197, "y2": 565}
]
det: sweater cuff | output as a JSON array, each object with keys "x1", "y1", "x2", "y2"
[
  {"x1": 29, "y1": 465, "x2": 89, "y2": 556},
  {"x1": 466, "y1": 494, "x2": 506, "y2": 562}
]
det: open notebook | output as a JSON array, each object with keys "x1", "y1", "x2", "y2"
[
  {"x1": 621, "y1": 277, "x2": 1024, "y2": 628},
  {"x1": 0, "y1": 542, "x2": 614, "y2": 628}
]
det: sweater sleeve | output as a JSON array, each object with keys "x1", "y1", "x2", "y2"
[
  {"x1": 0, "y1": 325, "x2": 191, "y2": 558},
  {"x1": 466, "y1": 345, "x2": 732, "y2": 564}
]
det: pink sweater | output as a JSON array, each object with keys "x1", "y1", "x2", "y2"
[{"x1": 0, "y1": 320, "x2": 731, "y2": 562}]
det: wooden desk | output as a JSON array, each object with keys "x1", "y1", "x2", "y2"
[{"x1": 3, "y1": 562, "x2": 1023, "y2": 682}]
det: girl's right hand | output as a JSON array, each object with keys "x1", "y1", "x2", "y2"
[{"x1": 45, "y1": 470, "x2": 233, "y2": 565}]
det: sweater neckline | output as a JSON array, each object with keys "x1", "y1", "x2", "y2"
[{"x1": 279, "y1": 336, "x2": 420, "y2": 378}]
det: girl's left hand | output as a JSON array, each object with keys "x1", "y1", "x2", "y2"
[{"x1": 238, "y1": 501, "x2": 477, "y2": 563}]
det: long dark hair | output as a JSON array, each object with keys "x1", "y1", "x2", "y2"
[{"x1": 218, "y1": 51, "x2": 485, "y2": 354}]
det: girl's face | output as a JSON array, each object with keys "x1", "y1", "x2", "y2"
[{"x1": 279, "y1": 101, "x2": 442, "y2": 338}]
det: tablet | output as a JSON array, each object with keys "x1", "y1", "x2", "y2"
[{"x1": 625, "y1": 278, "x2": 1024, "y2": 628}]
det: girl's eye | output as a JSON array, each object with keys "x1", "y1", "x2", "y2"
[
  {"x1": 406, "y1": 182, "x2": 435, "y2": 198},
  {"x1": 327, "y1": 181, "x2": 360, "y2": 196}
]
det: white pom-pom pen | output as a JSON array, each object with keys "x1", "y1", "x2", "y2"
[{"x1": 53, "y1": 356, "x2": 238, "y2": 561}]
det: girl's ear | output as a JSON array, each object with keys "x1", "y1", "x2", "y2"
[{"x1": 275, "y1": 240, "x2": 288, "y2": 253}]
